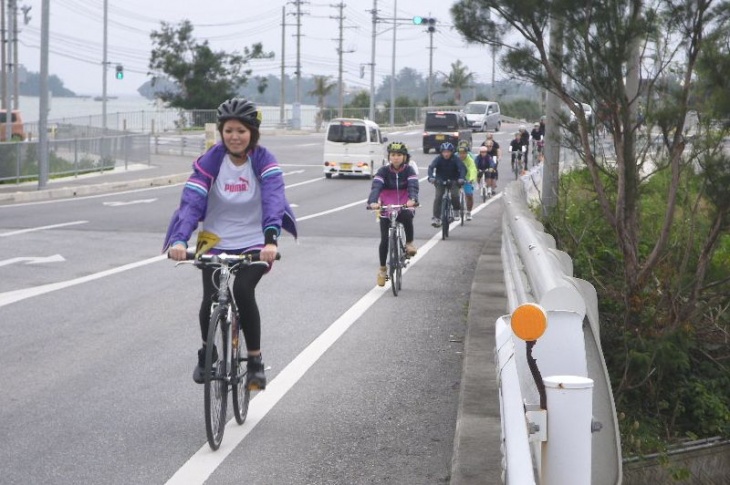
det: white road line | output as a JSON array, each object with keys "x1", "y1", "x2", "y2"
[
  {"x1": 0, "y1": 220, "x2": 89, "y2": 237},
  {"x1": 0, "y1": 255, "x2": 166, "y2": 308},
  {"x1": 286, "y1": 177, "x2": 323, "y2": 189}
]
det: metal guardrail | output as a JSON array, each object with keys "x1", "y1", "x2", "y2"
[{"x1": 497, "y1": 164, "x2": 622, "y2": 484}]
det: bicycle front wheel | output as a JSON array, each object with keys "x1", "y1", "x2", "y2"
[
  {"x1": 459, "y1": 191, "x2": 465, "y2": 226},
  {"x1": 441, "y1": 198, "x2": 450, "y2": 240},
  {"x1": 481, "y1": 183, "x2": 487, "y2": 203},
  {"x1": 389, "y1": 229, "x2": 399, "y2": 296},
  {"x1": 204, "y1": 305, "x2": 229, "y2": 450},
  {"x1": 231, "y1": 314, "x2": 250, "y2": 425}
]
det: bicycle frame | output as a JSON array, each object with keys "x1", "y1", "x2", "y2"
[
  {"x1": 175, "y1": 250, "x2": 278, "y2": 450},
  {"x1": 440, "y1": 180, "x2": 454, "y2": 239},
  {"x1": 383, "y1": 205, "x2": 409, "y2": 296}
]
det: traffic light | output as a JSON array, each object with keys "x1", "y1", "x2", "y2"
[
  {"x1": 412, "y1": 16, "x2": 437, "y2": 31},
  {"x1": 115, "y1": 64, "x2": 124, "y2": 80}
]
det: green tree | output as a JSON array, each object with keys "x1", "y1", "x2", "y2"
[
  {"x1": 307, "y1": 75, "x2": 337, "y2": 132},
  {"x1": 148, "y1": 20, "x2": 272, "y2": 109},
  {"x1": 441, "y1": 60, "x2": 474, "y2": 105},
  {"x1": 452, "y1": 0, "x2": 730, "y2": 450}
]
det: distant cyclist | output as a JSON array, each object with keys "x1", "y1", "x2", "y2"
[
  {"x1": 518, "y1": 124, "x2": 530, "y2": 161},
  {"x1": 368, "y1": 141, "x2": 419, "y2": 287},
  {"x1": 164, "y1": 97, "x2": 298, "y2": 390},
  {"x1": 456, "y1": 140, "x2": 477, "y2": 221},
  {"x1": 530, "y1": 122, "x2": 544, "y2": 164},
  {"x1": 510, "y1": 131, "x2": 526, "y2": 172},
  {"x1": 475, "y1": 145, "x2": 498, "y2": 195},
  {"x1": 427, "y1": 142, "x2": 466, "y2": 227}
]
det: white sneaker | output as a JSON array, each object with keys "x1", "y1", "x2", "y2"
[{"x1": 466, "y1": 212, "x2": 472, "y2": 221}]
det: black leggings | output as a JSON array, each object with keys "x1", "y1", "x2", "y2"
[
  {"x1": 199, "y1": 264, "x2": 267, "y2": 351},
  {"x1": 379, "y1": 211, "x2": 414, "y2": 266}
]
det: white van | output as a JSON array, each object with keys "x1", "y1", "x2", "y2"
[
  {"x1": 323, "y1": 118, "x2": 387, "y2": 179},
  {"x1": 463, "y1": 101, "x2": 501, "y2": 132}
]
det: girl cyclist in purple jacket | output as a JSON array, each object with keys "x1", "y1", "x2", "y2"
[
  {"x1": 164, "y1": 98, "x2": 297, "y2": 389},
  {"x1": 367, "y1": 141, "x2": 419, "y2": 287}
]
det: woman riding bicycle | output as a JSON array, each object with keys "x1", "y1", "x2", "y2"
[
  {"x1": 368, "y1": 141, "x2": 419, "y2": 287},
  {"x1": 164, "y1": 97, "x2": 297, "y2": 389},
  {"x1": 427, "y1": 142, "x2": 466, "y2": 227},
  {"x1": 475, "y1": 145, "x2": 498, "y2": 195}
]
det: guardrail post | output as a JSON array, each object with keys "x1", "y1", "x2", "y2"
[{"x1": 542, "y1": 375, "x2": 594, "y2": 484}]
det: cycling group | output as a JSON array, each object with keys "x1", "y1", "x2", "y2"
[
  {"x1": 509, "y1": 118, "x2": 545, "y2": 178},
  {"x1": 161, "y1": 96, "x2": 503, "y2": 447}
]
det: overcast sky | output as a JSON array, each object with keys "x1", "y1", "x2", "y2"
[{"x1": 15, "y1": 0, "x2": 500, "y2": 98}]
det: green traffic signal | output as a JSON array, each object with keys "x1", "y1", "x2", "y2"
[
  {"x1": 412, "y1": 16, "x2": 424, "y2": 25},
  {"x1": 115, "y1": 65, "x2": 124, "y2": 80}
]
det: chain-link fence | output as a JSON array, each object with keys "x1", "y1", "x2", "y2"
[{"x1": 0, "y1": 134, "x2": 150, "y2": 183}]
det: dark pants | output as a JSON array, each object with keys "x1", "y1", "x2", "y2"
[
  {"x1": 378, "y1": 210, "x2": 414, "y2": 266},
  {"x1": 433, "y1": 182, "x2": 461, "y2": 219},
  {"x1": 199, "y1": 263, "x2": 266, "y2": 351}
]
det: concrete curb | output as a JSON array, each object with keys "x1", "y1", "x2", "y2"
[
  {"x1": 450, "y1": 209, "x2": 507, "y2": 484},
  {"x1": 0, "y1": 173, "x2": 189, "y2": 204}
]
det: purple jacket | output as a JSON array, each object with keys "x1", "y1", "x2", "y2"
[{"x1": 162, "y1": 143, "x2": 298, "y2": 251}]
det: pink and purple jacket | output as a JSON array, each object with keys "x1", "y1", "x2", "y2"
[
  {"x1": 367, "y1": 163, "x2": 419, "y2": 216},
  {"x1": 162, "y1": 143, "x2": 297, "y2": 251}
]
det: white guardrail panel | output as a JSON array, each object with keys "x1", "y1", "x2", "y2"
[{"x1": 498, "y1": 163, "x2": 622, "y2": 485}]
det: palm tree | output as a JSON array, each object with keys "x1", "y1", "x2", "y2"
[
  {"x1": 441, "y1": 60, "x2": 474, "y2": 106},
  {"x1": 307, "y1": 75, "x2": 337, "y2": 132}
]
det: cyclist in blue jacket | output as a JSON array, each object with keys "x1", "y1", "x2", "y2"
[
  {"x1": 368, "y1": 141, "x2": 419, "y2": 286},
  {"x1": 427, "y1": 142, "x2": 466, "y2": 227}
]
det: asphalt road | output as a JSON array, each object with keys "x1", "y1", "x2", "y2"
[{"x1": 0, "y1": 126, "x2": 515, "y2": 484}]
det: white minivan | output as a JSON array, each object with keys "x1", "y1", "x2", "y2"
[
  {"x1": 463, "y1": 101, "x2": 501, "y2": 132},
  {"x1": 323, "y1": 118, "x2": 387, "y2": 179}
]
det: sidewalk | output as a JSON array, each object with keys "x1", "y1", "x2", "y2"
[
  {"x1": 0, "y1": 153, "x2": 506, "y2": 484},
  {"x1": 0, "y1": 153, "x2": 191, "y2": 204}
]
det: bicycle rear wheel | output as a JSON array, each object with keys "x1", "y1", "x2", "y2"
[
  {"x1": 389, "y1": 229, "x2": 399, "y2": 296},
  {"x1": 231, "y1": 313, "x2": 250, "y2": 425},
  {"x1": 204, "y1": 306, "x2": 229, "y2": 450}
]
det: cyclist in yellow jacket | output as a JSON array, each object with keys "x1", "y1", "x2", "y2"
[{"x1": 457, "y1": 140, "x2": 478, "y2": 221}]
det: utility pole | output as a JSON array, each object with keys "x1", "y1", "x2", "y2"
[
  {"x1": 4, "y1": 0, "x2": 15, "y2": 142},
  {"x1": 389, "y1": 0, "x2": 396, "y2": 126},
  {"x1": 280, "y1": 6, "x2": 286, "y2": 126},
  {"x1": 12, "y1": 0, "x2": 18, "y2": 109},
  {"x1": 38, "y1": 0, "x2": 49, "y2": 188},
  {"x1": 289, "y1": 0, "x2": 305, "y2": 130},
  {"x1": 102, "y1": 0, "x2": 108, "y2": 133},
  {"x1": 332, "y1": 2, "x2": 353, "y2": 117},
  {"x1": 427, "y1": 25, "x2": 434, "y2": 107},
  {"x1": 542, "y1": 14, "x2": 563, "y2": 213},
  {"x1": 1, "y1": 1, "x2": 6, "y2": 111},
  {"x1": 369, "y1": 0, "x2": 377, "y2": 120}
]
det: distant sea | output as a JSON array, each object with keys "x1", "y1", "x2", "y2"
[
  {"x1": 18, "y1": 95, "x2": 158, "y2": 123},
  {"x1": 17, "y1": 95, "x2": 319, "y2": 129}
]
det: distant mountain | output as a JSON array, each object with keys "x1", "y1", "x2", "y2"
[
  {"x1": 19, "y1": 66, "x2": 76, "y2": 97},
  {"x1": 138, "y1": 77, "x2": 178, "y2": 100}
]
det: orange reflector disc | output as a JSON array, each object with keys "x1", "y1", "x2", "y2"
[{"x1": 511, "y1": 303, "x2": 547, "y2": 341}]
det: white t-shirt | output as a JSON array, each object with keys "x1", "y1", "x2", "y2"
[{"x1": 202, "y1": 155, "x2": 264, "y2": 250}]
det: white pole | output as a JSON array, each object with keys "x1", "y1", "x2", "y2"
[{"x1": 542, "y1": 375, "x2": 593, "y2": 485}]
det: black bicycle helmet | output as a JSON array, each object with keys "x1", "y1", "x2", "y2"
[
  {"x1": 439, "y1": 142, "x2": 455, "y2": 152},
  {"x1": 387, "y1": 141, "x2": 409, "y2": 155},
  {"x1": 216, "y1": 97, "x2": 261, "y2": 128}
]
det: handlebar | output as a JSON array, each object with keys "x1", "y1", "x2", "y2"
[{"x1": 170, "y1": 249, "x2": 281, "y2": 265}]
